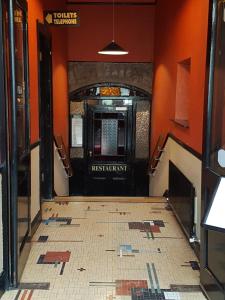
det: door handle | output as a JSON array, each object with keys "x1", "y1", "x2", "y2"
[{"x1": 89, "y1": 150, "x2": 93, "y2": 157}]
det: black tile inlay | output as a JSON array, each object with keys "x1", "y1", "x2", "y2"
[
  {"x1": 44, "y1": 217, "x2": 72, "y2": 225},
  {"x1": 190, "y1": 261, "x2": 200, "y2": 270},
  {"x1": 18, "y1": 282, "x2": 50, "y2": 290},
  {"x1": 129, "y1": 222, "x2": 151, "y2": 231},
  {"x1": 170, "y1": 284, "x2": 201, "y2": 292},
  {"x1": 132, "y1": 249, "x2": 140, "y2": 253},
  {"x1": 38, "y1": 235, "x2": 49, "y2": 242},
  {"x1": 77, "y1": 267, "x2": 86, "y2": 272},
  {"x1": 37, "y1": 255, "x2": 54, "y2": 265},
  {"x1": 182, "y1": 261, "x2": 200, "y2": 270},
  {"x1": 131, "y1": 288, "x2": 166, "y2": 300},
  {"x1": 153, "y1": 220, "x2": 165, "y2": 227},
  {"x1": 14, "y1": 290, "x2": 21, "y2": 300},
  {"x1": 60, "y1": 262, "x2": 66, "y2": 275}
]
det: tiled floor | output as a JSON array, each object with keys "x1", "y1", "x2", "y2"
[{"x1": 2, "y1": 200, "x2": 206, "y2": 300}]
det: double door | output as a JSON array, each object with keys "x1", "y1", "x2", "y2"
[{"x1": 86, "y1": 105, "x2": 134, "y2": 195}]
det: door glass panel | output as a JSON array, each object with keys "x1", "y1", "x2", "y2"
[
  {"x1": 15, "y1": 7, "x2": 26, "y2": 156},
  {"x1": 93, "y1": 112, "x2": 126, "y2": 159},
  {"x1": 101, "y1": 119, "x2": 118, "y2": 156},
  {"x1": 14, "y1": 5, "x2": 29, "y2": 252}
]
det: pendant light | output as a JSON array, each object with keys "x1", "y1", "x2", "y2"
[{"x1": 98, "y1": 0, "x2": 128, "y2": 55}]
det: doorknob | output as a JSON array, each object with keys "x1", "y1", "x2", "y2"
[{"x1": 89, "y1": 150, "x2": 93, "y2": 157}]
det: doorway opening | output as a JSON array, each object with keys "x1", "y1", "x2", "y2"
[
  {"x1": 69, "y1": 83, "x2": 151, "y2": 196},
  {"x1": 37, "y1": 23, "x2": 54, "y2": 200}
]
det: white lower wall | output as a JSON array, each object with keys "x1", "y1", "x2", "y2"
[
  {"x1": 149, "y1": 137, "x2": 202, "y2": 241},
  {"x1": 54, "y1": 144, "x2": 69, "y2": 196},
  {"x1": 31, "y1": 146, "x2": 40, "y2": 223}
]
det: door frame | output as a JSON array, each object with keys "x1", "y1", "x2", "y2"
[
  {"x1": 37, "y1": 22, "x2": 54, "y2": 200},
  {"x1": 69, "y1": 83, "x2": 151, "y2": 196},
  {"x1": 0, "y1": 0, "x2": 10, "y2": 290},
  {"x1": 84, "y1": 103, "x2": 135, "y2": 196},
  {"x1": 7, "y1": 0, "x2": 31, "y2": 287},
  {"x1": 201, "y1": 0, "x2": 225, "y2": 299}
]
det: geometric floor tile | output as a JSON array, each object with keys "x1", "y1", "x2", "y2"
[
  {"x1": 1, "y1": 201, "x2": 206, "y2": 300},
  {"x1": 116, "y1": 280, "x2": 148, "y2": 295}
]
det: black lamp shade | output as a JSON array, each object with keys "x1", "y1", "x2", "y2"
[{"x1": 98, "y1": 41, "x2": 128, "y2": 55}]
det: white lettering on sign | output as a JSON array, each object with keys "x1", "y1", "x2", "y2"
[{"x1": 91, "y1": 165, "x2": 128, "y2": 172}]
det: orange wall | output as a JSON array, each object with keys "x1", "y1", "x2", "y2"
[
  {"x1": 28, "y1": 0, "x2": 209, "y2": 154},
  {"x1": 67, "y1": 5, "x2": 155, "y2": 62},
  {"x1": 151, "y1": 0, "x2": 209, "y2": 154},
  {"x1": 28, "y1": 0, "x2": 44, "y2": 144},
  {"x1": 51, "y1": 27, "x2": 69, "y2": 150},
  {"x1": 28, "y1": 1, "x2": 153, "y2": 149},
  {"x1": 28, "y1": 0, "x2": 69, "y2": 149}
]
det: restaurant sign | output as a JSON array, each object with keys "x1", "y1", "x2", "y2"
[
  {"x1": 90, "y1": 164, "x2": 128, "y2": 173},
  {"x1": 44, "y1": 11, "x2": 79, "y2": 26}
]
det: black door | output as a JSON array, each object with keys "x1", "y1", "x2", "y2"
[
  {"x1": 38, "y1": 23, "x2": 54, "y2": 200},
  {"x1": 6, "y1": 0, "x2": 31, "y2": 284},
  {"x1": 201, "y1": 1, "x2": 225, "y2": 299},
  {"x1": 85, "y1": 104, "x2": 134, "y2": 195},
  {"x1": 0, "y1": 0, "x2": 10, "y2": 289}
]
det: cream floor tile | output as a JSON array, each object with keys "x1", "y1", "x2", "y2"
[{"x1": 2, "y1": 201, "x2": 206, "y2": 300}]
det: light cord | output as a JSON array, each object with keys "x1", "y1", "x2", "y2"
[{"x1": 113, "y1": 0, "x2": 115, "y2": 42}]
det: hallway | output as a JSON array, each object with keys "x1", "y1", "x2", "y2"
[{"x1": 2, "y1": 199, "x2": 206, "y2": 300}]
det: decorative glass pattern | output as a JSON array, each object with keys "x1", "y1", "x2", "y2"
[
  {"x1": 70, "y1": 101, "x2": 84, "y2": 115},
  {"x1": 70, "y1": 147, "x2": 84, "y2": 158},
  {"x1": 101, "y1": 119, "x2": 118, "y2": 156},
  {"x1": 136, "y1": 101, "x2": 150, "y2": 159},
  {"x1": 100, "y1": 87, "x2": 121, "y2": 97}
]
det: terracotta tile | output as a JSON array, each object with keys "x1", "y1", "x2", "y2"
[
  {"x1": 150, "y1": 225, "x2": 161, "y2": 233},
  {"x1": 43, "y1": 251, "x2": 71, "y2": 263},
  {"x1": 116, "y1": 280, "x2": 148, "y2": 295}
]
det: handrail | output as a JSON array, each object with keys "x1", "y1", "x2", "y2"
[
  {"x1": 54, "y1": 135, "x2": 73, "y2": 178},
  {"x1": 149, "y1": 134, "x2": 165, "y2": 175}
]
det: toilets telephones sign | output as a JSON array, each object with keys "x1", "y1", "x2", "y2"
[{"x1": 44, "y1": 11, "x2": 80, "y2": 26}]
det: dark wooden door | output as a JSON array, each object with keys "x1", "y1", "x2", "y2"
[
  {"x1": 38, "y1": 23, "x2": 53, "y2": 200},
  {"x1": 85, "y1": 105, "x2": 134, "y2": 196}
]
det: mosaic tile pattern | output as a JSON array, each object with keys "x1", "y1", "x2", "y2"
[{"x1": 2, "y1": 201, "x2": 206, "y2": 300}]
